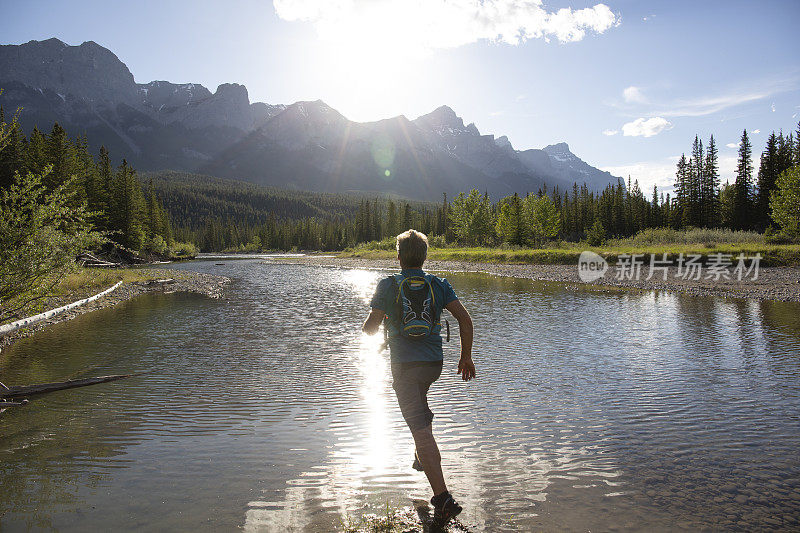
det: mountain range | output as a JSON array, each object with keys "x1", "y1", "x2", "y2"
[{"x1": 0, "y1": 38, "x2": 620, "y2": 200}]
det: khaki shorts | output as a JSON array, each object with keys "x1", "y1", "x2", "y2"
[{"x1": 390, "y1": 361, "x2": 443, "y2": 432}]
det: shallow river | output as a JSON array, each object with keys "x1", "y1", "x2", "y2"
[{"x1": 2, "y1": 259, "x2": 800, "y2": 531}]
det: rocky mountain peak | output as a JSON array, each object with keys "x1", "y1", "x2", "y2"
[
  {"x1": 33, "y1": 37, "x2": 67, "y2": 49},
  {"x1": 139, "y1": 81, "x2": 213, "y2": 109},
  {"x1": 0, "y1": 38, "x2": 621, "y2": 198},
  {"x1": 544, "y1": 142, "x2": 570, "y2": 154},
  {"x1": 215, "y1": 83, "x2": 248, "y2": 99},
  {"x1": 495, "y1": 135, "x2": 513, "y2": 150},
  {"x1": 283, "y1": 99, "x2": 342, "y2": 121},
  {"x1": 414, "y1": 105, "x2": 465, "y2": 130},
  {"x1": 0, "y1": 38, "x2": 139, "y2": 106}
]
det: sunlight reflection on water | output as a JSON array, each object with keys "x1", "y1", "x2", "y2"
[{"x1": 2, "y1": 260, "x2": 800, "y2": 532}]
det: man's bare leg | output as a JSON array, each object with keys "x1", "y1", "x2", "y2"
[{"x1": 411, "y1": 424, "x2": 447, "y2": 496}]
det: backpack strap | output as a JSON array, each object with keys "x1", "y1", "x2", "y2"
[
  {"x1": 423, "y1": 273, "x2": 442, "y2": 327},
  {"x1": 395, "y1": 275, "x2": 435, "y2": 307},
  {"x1": 386, "y1": 274, "x2": 402, "y2": 337}
]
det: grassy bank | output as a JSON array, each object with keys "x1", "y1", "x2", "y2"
[
  {"x1": 53, "y1": 268, "x2": 175, "y2": 298},
  {"x1": 340, "y1": 229, "x2": 800, "y2": 267},
  {"x1": 1, "y1": 268, "x2": 179, "y2": 327}
]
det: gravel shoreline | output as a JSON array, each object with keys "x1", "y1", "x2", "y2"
[
  {"x1": 274, "y1": 256, "x2": 800, "y2": 302},
  {"x1": 0, "y1": 269, "x2": 229, "y2": 352}
]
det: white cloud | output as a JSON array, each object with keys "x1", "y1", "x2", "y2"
[
  {"x1": 623, "y1": 86, "x2": 646, "y2": 104},
  {"x1": 771, "y1": 102, "x2": 776, "y2": 112},
  {"x1": 273, "y1": 0, "x2": 618, "y2": 50},
  {"x1": 661, "y1": 92, "x2": 774, "y2": 117},
  {"x1": 725, "y1": 142, "x2": 739, "y2": 149},
  {"x1": 753, "y1": 129, "x2": 761, "y2": 134},
  {"x1": 655, "y1": 79, "x2": 797, "y2": 117},
  {"x1": 610, "y1": 76, "x2": 798, "y2": 118},
  {"x1": 622, "y1": 117, "x2": 672, "y2": 137},
  {"x1": 602, "y1": 129, "x2": 618, "y2": 136}
]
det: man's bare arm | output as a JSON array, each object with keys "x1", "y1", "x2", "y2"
[
  {"x1": 362, "y1": 308, "x2": 385, "y2": 335},
  {"x1": 445, "y1": 299, "x2": 475, "y2": 381}
]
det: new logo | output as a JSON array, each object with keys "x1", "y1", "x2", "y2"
[{"x1": 578, "y1": 251, "x2": 608, "y2": 282}]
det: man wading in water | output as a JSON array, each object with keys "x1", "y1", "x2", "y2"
[{"x1": 362, "y1": 229, "x2": 475, "y2": 526}]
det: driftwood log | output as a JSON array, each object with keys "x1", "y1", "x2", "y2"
[
  {"x1": 0, "y1": 373, "x2": 137, "y2": 400},
  {"x1": 77, "y1": 251, "x2": 120, "y2": 268},
  {"x1": 1, "y1": 400, "x2": 28, "y2": 407}
]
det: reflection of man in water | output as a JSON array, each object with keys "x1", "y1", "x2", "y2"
[{"x1": 362, "y1": 229, "x2": 475, "y2": 525}]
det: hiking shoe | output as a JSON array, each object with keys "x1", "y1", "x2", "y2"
[
  {"x1": 412, "y1": 451, "x2": 424, "y2": 472},
  {"x1": 431, "y1": 492, "x2": 462, "y2": 526}
]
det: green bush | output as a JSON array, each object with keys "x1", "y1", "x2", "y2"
[
  {"x1": 143, "y1": 234, "x2": 169, "y2": 256},
  {"x1": 586, "y1": 219, "x2": 607, "y2": 246},
  {"x1": 764, "y1": 226, "x2": 793, "y2": 244},
  {"x1": 770, "y1": 166, "x2": 800, "y2": 242},
  {"x1": 0, "y1": 169, "x2": 106, "y2": 322},
  {"x1": 168, "y1": 241, "x2": 198, "y2": 259},
  {"x1": 428, "y1": 234, "x2": 447, "y2": 248},
  {"x1": 613, "y1": 227, "x2": 764, "y2": 246}
]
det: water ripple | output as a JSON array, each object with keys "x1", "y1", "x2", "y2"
[{"x1": 1, "y1": 262, "x2": 799, "y2": 531}]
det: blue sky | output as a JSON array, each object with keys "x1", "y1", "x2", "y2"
[{"x1": 3, "y1": 0, "x2": 799, "y2": 192}]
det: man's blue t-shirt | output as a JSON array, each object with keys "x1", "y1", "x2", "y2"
[{"x1": 370, "y1": 268, "x2": 458, "y2": 364}]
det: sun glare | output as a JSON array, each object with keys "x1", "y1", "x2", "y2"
[
  {"x1": 303, "y1": 3, "x2": 435, "y2": 122},
  {"x1": 318, "y1": 39, "x2": 425, "y2": 121}
]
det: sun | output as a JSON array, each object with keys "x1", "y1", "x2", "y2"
[
  {"x1": 316, "y1": 36, "x2": 427, "y2": 121},
  {"x1": 277, "y1": 1, "x2": 441, "y2": 121}
]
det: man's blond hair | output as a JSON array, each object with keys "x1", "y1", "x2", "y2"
[{"x1": 396, "y1": 229, "x2": 428, "y2": 268}]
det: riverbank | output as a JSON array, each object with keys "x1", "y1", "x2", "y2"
[
  {"x1": 341, "y1": 243, "x2": 800, "y2": 267},
  {"x1": 275, "y1": 255, "x2": 800, "y2": 302},
  {"x1": 0, "y1": 268, "x2": 229, "y2": 352}
]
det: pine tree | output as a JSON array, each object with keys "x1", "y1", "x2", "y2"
[
  {"x1": 437, "y1": 192, "x2": 448, "y2": 238},
  {"x1": 110, "y1": 159, "x2": 146, "y2": 250},
  {"x1": 495, "y1": 193, "x2": 524, "y2": 245},
  {"x1": 0, "y1": 114, "x2": 25, "y2": 189},
  {"x1": 402, "y1": 202, "x2": 413, "y2": 231},
  {"x1": 795, "y1": 122, "x2": 800, "y2": 166},
  {"x1": 387, "y1": 200, "x2": 398, "y2": 237},
  {"x1": 26, "y1": 127, "x2": 47, "y2": 176},
  {"x1": 85, "y1": 146, "x2": 111, "y2": 225},
  {"x1": 733, "y1": 129, "x2": 754, "y2": 230},
  {"x1": 719, "y1": 181, "x2": 736, "y2": 229},
  {"x1": 651, "y1": 184, "x2": 660, "y2": 227},
  {"x1": 687, "y1": 136, "x2": 704, "y2": 226},
  {"x1": 776, "y1": 131, "x2": 794, "y2": 175},
  {"x1": 371, "y1": 199, "x2": 382, "y2": 241},
  {"x1": 145, "y1": 179, "x2": 162, "y2": 238},
  {"x1": 756, "y1": 132, "x2": 779, "y2": 230},
  {"x1": 703, "y1": 135, "x2": 720, "y2": 227},
  {"x1": 45, "y1": 122, "x2": 73, "y2": 190},
  {"x1": 673, "y1": 154, "x2": 689, "y2": 228}
]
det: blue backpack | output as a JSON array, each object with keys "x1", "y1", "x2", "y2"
[{"x1": 390, "y1": 274, "x2": 440, "y2": 339}]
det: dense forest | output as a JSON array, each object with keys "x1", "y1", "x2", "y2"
[
  {"x1": 0, "y1": 108, "x2": 186, "y2": 257},
  {"x1": 1, "y1": 109, "x2": 199, "y2": 320},
  {"x1": 2, "y1": 111, "x2": 799, "y2": 262},
  {"x1": 144, "y1": 171, "x2": 445, "y2": 251},
  {"x1": 145, "y1": 125, "x2": 800, "y2": 252}
]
